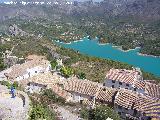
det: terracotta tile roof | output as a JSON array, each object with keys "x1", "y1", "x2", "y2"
[
  {"x1": 106, "y1": 68, "x2": 140, "y2": 85},
  {"x1": 5, "y1": 59, "x2": 50, "y2": 80},
  {"x1": 134, "y1": 95, "x2": 160, "y2": 118},
  {"x1": 51, "y1": 84, "x2": 70, "y2": 100},
  {"x1": 134, "y1": 80, "x2": 146, "y2": 90},
  {"x1": 25, "y1": 72, "x2": 59, "y2": 86},
  {"x1": 63, "y1": 77, "x2": 117, "y2": 103},
  {"x1": 96, "y1": 87, "x2": 117, "y2": 102},
  {"x1": 115, "y1": 89, "x2": 160, "y2": 118},
  {"x1": 64, "y1": 77, "x2": 99, "y2": 96},
  {"x1": 145, "y1": 80, "x2": 160, "y2": 85},
  {"x1": 115, "y1": 89, "x2": 138, "y2": 109},
  {"x1": 145, "y1": 82, "x2": 160, "y2": 99}
]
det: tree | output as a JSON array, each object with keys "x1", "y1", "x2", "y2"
[
  {"x1": 60, "y1": 66, "x2": 74, "y2": 78},
  {"x1": 80, "y1": 105, "x2": 120, "y2": 120},
  {"x1": 50, "y1": 60, "x2": 58, "y2": 70},
  {"x1": 12, "y1": 81, "x2": 18, "y2": 89},
  {"x1": 29, "y1": 104, "x2": 54, "y2": 120},
  {"x1": 78, "y1": 72, "x2": 86, "y2": 79},
  {"x1": 93, "y1": 105, "x2": 120, "y2": 120},
  {"x1": 0, "y1": 80, "x2": 11, "y2": 89}
]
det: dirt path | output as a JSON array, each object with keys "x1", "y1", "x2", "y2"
[{"x1": 49, "y1": 104, "x2": 83, "y2": 120}]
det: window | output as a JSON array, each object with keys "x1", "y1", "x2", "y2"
[
  {"x1": 126, "y1": 84, "x2": 129, "y2": 87},
  {"x1": 112, "y1": 85, "x2": 114, "y2": 88},
  {"x1": 103, "y1": 88, "x2": 106, "y2": 91},
  {"x1": 90, "y1": 96, "x2": 94, "y2": 99},
  {"x1": 119, "y1": 82, "x2": 122, "y2": 85},
  {"x1": 118, "y1": 106, "x2": 122, "y2": 109},
  {"x1": 118, "y1": 112, "x2": 121, "y2": 115},
  {"x1": 112, "y1": 80, "x2": 115, "y2": 83}
]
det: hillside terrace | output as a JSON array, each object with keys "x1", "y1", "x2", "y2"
[{"x1": 1, "y1": 55, "x2": 159, "y2": 119}]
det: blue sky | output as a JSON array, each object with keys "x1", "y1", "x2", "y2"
[
  {"x1": 76, "y1": 0, "x2": 102, "y2": 1},
  {"x1": 0, "y1": 0, "x2": 103, "y2": 3},
  {"x1": 0, "y1": 0, "x2": 6, "y2": 2}
]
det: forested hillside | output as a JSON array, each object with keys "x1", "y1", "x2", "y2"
[{"x1": 0, "y1": 0, "x2": 160, "y2": 56}]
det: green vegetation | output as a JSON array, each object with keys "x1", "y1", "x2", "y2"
[
  {"x1": 0, "y1": 80, "x2": 20, "y2": 89},
  {"x1": 0, "y1": 58, "x2": 6, "y2": 71},
  {"x1": 0, "y1": 80, "x2": 12, "y2": 89},
  {"x1": 29, "y1": 89, "x2": 66, "y2": 120},
  {"x1": 50, "y1": 59, "x2": 58, "y2": 70},
  {"x1": 29, "y1": 94, "x2": 56, "y2": 120},
  {"x1": 80, "y1": 105, "x2": 120, "y2": 120},
  {"x1": 77, "y1": 72, "x2": 86, "y2": 79},
  {"x1": 4, "y1": 16, "x2": 160, "y2": 56},
  {"x1": 12, "y1": 81, "x2": 18, "y2": 89},
  {"x1": 29, "y1": 104, "x2": 56, "y2": 120},
  {"x1": 57, "y1": 47, "x2": 160, "y2": 83},
  {"x1": 42, "y1": 89, "x2": 65, "y2": 104},
  {"x1": 0, "y1": 44, "x2": 10, "y2": 71},
  {"x1": 60, "y1": 66, "x2": 74, "y2": 78},
  {"x1": 0, "y1": 18, "x2": 159, "y2": 83}
]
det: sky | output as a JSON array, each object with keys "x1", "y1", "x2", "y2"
[
  {"x1": 0, "y1": 0, "x2": 6, "y2": 2},
  {"x1": 0, "y1": 0, "x2": 103, "y2": 3},
  {"x1": 76, "y1": 0, "x2": 102, "y2": 1}
]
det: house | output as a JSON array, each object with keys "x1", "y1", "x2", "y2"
[
  {"x1": 114, "y1": 89, "x2": 160, "y2": 120},
  {"x1": 145, "y1": 82, "x2": 160, "y2": 99},
  {"x1": 61, "y1": 77, "x2": 160, "y2": 120},
  {"x1": 63, "y1": 77, "x2": 100, "y2": 104},
  {"x1": 20, "y1": 72, "x2": 60, "y2": 93},
  {"x1": 63, "y1": 77, "x2": 117, "y2": 106},
  {"x1": 104, "y1": 68, "x2": 160, "y2": 99},
  {"x1": 104, "y1": 68, "x2": 145, "y2": 94},
  {"x1": 114, "y1": 89, "x2": 141, "y2": 119},
  {"x1": 3, "y1": 55, "x2": 51, "y2": 81}
]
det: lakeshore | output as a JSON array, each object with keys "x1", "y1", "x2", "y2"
[{"x1": 54, "y1": 38, "x2": 160, "y2": 77}]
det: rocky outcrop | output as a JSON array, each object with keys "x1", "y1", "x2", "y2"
[{"x1": 9, "y1": 24, "x2": 29, "y2": 36}]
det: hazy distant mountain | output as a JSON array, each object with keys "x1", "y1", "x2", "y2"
[
  {"x1": 0, "y1": 0, "x2": 160, "y2": 21},
  {"x1": 96, "y1": 0, "x2": 160, "y2": 20}
]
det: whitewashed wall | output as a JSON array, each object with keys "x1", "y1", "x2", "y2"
[
  {"x1": 69, "y1": 92, "x2": 92, "y2": 103},
  {"x1": 104, "y1": 79, "x2": 145, "y2": 94},
  {"x1": 15, "y1": 64, "x2": 51, "y2": 81}
]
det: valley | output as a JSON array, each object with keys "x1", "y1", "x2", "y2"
[{"x1": 0, "y1": 1, "x2": 160, "y2": 119}]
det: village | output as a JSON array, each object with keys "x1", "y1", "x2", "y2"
[{"x1": 0, "y1": 54, "x2": 159, "y2": 120}]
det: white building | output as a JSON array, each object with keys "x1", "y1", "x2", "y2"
[
  {"x1": 103, "y1": 68, "x2": 145, "y2": 94},
  {"x1": 114, "y1": 89, "x2": 159, "y2": 120},
  {"x1": 63, "y1": 77, "x2": 117, "y2": 106},
  {"x1": 2, "y1": 55, "x2": 51, "y2": 81},
  {"x1": 22, "y1": 72, "x2": 59, "y2": 93}
]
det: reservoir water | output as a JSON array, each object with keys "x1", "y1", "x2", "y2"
[{"x1": 55, "y1": 38, "x2": 160, "y2": 77}]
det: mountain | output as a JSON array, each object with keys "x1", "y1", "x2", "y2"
[
  {"x1": 93, "y1": 0, "x2": 160, "y2": 20},
  {"x1": 0, "y1": 0, "x2": 160, "y2": 21}
]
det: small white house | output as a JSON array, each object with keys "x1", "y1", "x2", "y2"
[
  {"x1": 104, "y1": 68, "x2": 145, "y2": 94},
  {"x1": 4, "y1": 55, "x2": 51, "y2": 81},
  {"x1": 26, "y1": 82, "x2": 47, "y2": 93}
]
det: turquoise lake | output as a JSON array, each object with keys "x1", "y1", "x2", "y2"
[{"x1": 55, "y1": 38, "x2": 160, "y2": 77}]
